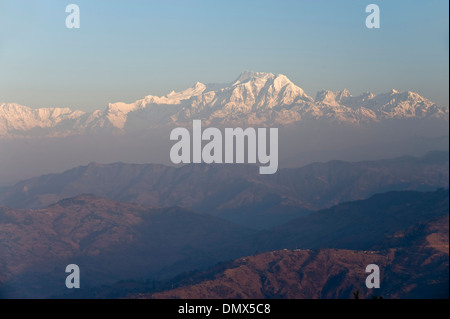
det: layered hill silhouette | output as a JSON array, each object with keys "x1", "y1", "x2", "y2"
[
  {"x1": 0, "y1": 151, "x2": 447, "y2": 229},
  {"x1": 127, "y1": 192, "x2": 450, "y2": 299},
  {"x1": 1, "y1": 189, "x2": 448, "y2": 298},
  {"x1": 246, "y1": 189, "x2": 450, "y2": 252}
]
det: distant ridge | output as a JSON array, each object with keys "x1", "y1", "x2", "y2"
[{"x1": 0, "y1": 151, "x2": 447, "y2": 229}]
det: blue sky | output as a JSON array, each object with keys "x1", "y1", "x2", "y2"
[{"x1": 0, "y1": 0, "x2": 448, "y2": 111}]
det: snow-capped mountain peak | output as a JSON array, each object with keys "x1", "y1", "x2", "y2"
[
  {"x1": 0, "y1": 103, "x2": 86, "y2": 136},
  {"x1": 315, "y1": 89, "x2": 353, "y2": 106},
  {"x1": 233, "y1": 71, "x2": 274, "y2": 84},
  {"x1": 143, "y1": 81, "x2": 206, "y2": 105},
  {"x1": 0, "y1": 72, "x2": 448, "y2": 138}
]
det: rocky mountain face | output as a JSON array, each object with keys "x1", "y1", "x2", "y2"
[
  {"x1": 0, "y1": 151, "x2": 447, "y2": 229},
  {"x1": 1, "y1": 72, "x2": 448, "y2": 138}
]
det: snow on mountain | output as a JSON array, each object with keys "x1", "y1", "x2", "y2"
[
  {"x1": 314, "y1": 88, "x2": 448, "y2": 121},
  {"x1": 315, "y1": 89, "x2": 352, "y2": 107},
  {"x1": 0, "y1": 103, "x2": 86, "y2": 136},
  {"x1": 363, "y1": 89, "x2": 446, "y2": 119},
  {"x1": 168, "y1": 71, "x2": 314, "y2": 125},
  {"x1": 0, "y1": 72, "x2": 448, "y2": 138}
]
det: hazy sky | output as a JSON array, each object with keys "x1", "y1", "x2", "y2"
[{"x1": 0, "y1": 0, "x2": 448, "y2": 111}]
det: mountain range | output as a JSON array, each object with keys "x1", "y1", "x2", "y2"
[
  {"x1": 1, "y1": 71, "x2": 448, "y2": 138},
  {"x1": 0, "y1": 151, "x2": 447, "y2": 228},
  {"x1": 0, "y1": 70, "x2": 448, "y2": 299}
]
